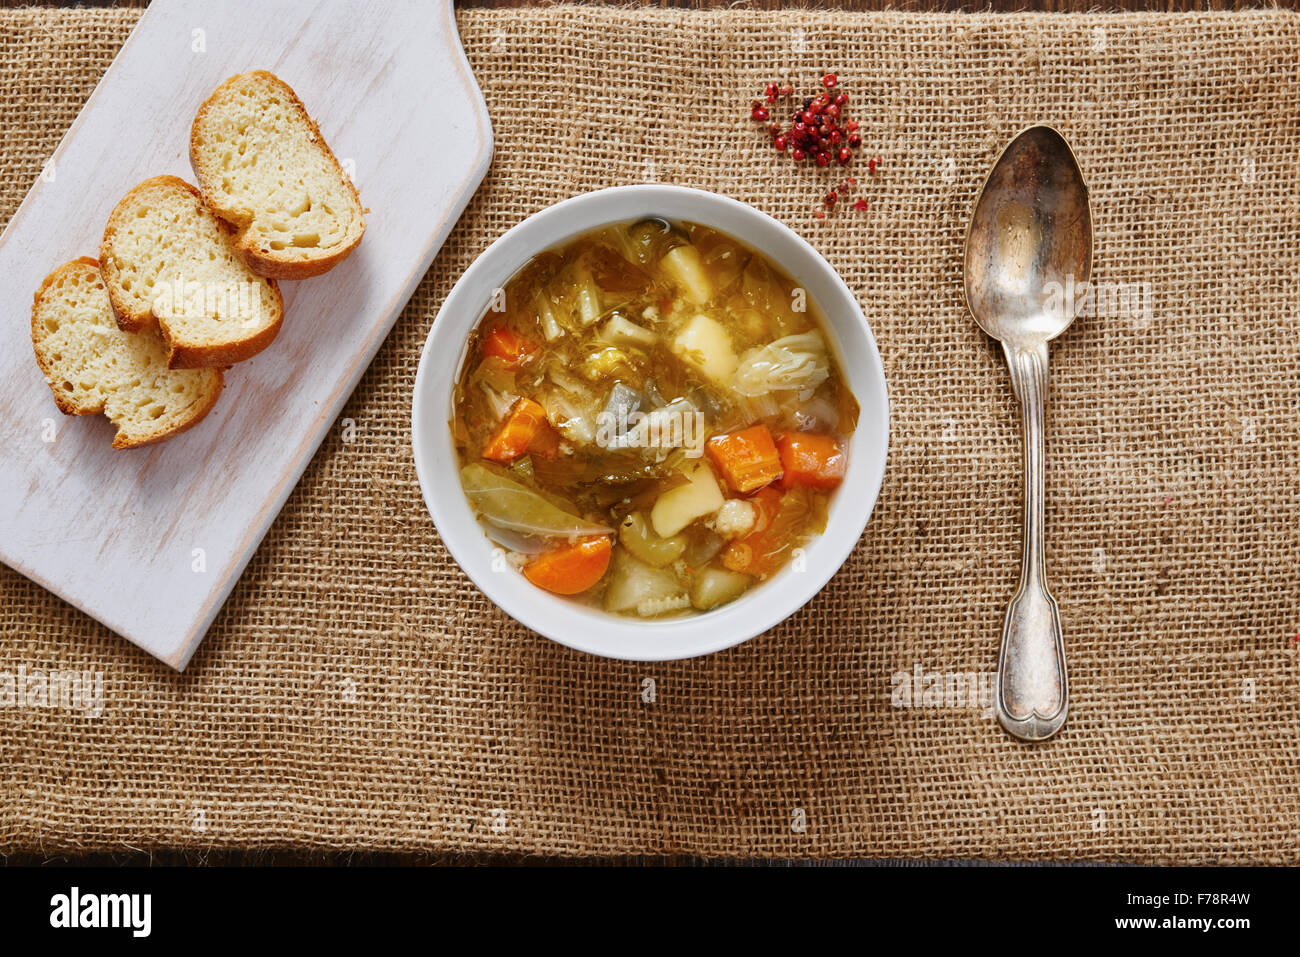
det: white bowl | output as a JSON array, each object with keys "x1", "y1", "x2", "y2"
[{"x1": 411, "y1": 185, "x2": 889, "y2": 661}]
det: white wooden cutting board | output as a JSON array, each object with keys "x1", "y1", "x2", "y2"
[{"x1": 0, "y1": 0, "x2": 492, "y2": 669}]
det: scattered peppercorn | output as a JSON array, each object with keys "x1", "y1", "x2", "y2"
[
  {"x1": 749, "y1": 74, "x2": 877, "y2": 219},
  {"x1": 753, "y1": 74, "x2": 866, "y2": 169},
  {"x1": 818, "y1": 178, "x2": 871, "y2": 214}
]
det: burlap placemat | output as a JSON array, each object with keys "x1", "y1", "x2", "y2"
[{"x1": 1, "y1": 6, "x2": 1297, "y2": 862}]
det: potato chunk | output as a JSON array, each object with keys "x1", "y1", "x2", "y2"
[
  {"x1": 672, "y1": 314, "x2": 738, "y2": 384},
  {"x1": 651, "y1": 461, "x2": 725, "y2": 538},
  {"x1": 660, "y1": 244, "x2": 712, "y2": 305},
  {"x1": 690, "y1": 567, "x2": 753, "y2": 611},
  {"x1": 599, "y1": 314, "x2": 657, "y2": 348}
]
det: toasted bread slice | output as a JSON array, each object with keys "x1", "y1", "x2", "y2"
[
  {"x1": 32, "y1": 258, "x2": 223, "y2": 449},
  {"x1": 190, "y1": 71, "x2": 365, "y2": 280},
  {"x1": 100, "y1": 175, "x2": 283, "y2": 369}
]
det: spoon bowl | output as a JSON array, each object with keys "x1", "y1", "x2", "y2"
[{"x1": 965, "y1": 126, "x2": 1092, "y2": 346}]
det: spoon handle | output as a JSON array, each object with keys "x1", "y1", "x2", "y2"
[{"x1": 997, "y1": 340, "x2": 1069, "y2": 741}]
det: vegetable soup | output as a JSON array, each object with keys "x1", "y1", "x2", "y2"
[{"x1": 451, "y1": 219, "x2": 858, "y2": 618}]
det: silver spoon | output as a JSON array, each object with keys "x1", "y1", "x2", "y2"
[{"x1": 963, "y1": 126, "x2": 1093, "y2": 741}]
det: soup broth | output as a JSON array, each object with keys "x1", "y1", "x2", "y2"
[{"x1": 451, "y1": 219, "x2": 859, "y2": 619}]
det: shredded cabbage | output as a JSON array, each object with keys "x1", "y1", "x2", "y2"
[
  {"x1": 730, "y1": 331, "x2": 830, "y2": 399},
  {"x1": 546, "y1": 392, "x2": 597, "y2": 445},
  {"x1": 479, "y1": 382, "x2": 519, "y2": 421}
]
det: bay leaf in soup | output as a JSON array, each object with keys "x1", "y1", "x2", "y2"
[{"x1": 461, "y1": 463, "x2": 611, "y2": 538}]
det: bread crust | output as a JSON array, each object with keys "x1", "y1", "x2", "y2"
[
  {"x1": 236, "y1": 234, "x2": 359, "y2": 281},
  {"x1": 110, "y1": 368, "x2": 223, "y2": 449},
  {"x1": 100, "y1": 175, "x2": 283, "y2": 369},
  {"x1": 31, "y1": 257, "x2": 102, "y2": 416},
  {"x1": 165, "y1": 301, "x2": 282, "y2": 368},
  {"x1": 30, "y1": 257, "x2": 224, "y2": 449},
  {"x1": 190, "y1": 70, "x2": 365, "y2": 280}
]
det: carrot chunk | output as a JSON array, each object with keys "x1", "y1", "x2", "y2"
[
  {"x1": 525, "y1": 419, "x2": 562, "y2": 460},
  {"x1": 481, "y1": 325, "x2": 535, "y2": 369},
  {"x1": 720, "y1": 487, "x2": 783, "y2": 576},
  {"x1": 776, "y1": 432, "x2": 846, "y2": 490},
  {"x1": 483, "y1": 397, "x2": 553, "y2": 463},
  {"x1": 705, "y1": 424, "x2": 784, "y2": 493},
  {"x1": 524, "y1": 536, "x2": 612, "y2": 595}
]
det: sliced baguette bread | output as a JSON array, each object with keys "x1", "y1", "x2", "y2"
[
  {"x1": 32, "y1": 258, "x2": 223, "y2": 449},
  {"x1": 100, "y1": 175, "x2": 283, "y2": 368},
  {"x1": 190, "y1": 71, "x2": 365, "y2": 280}
]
